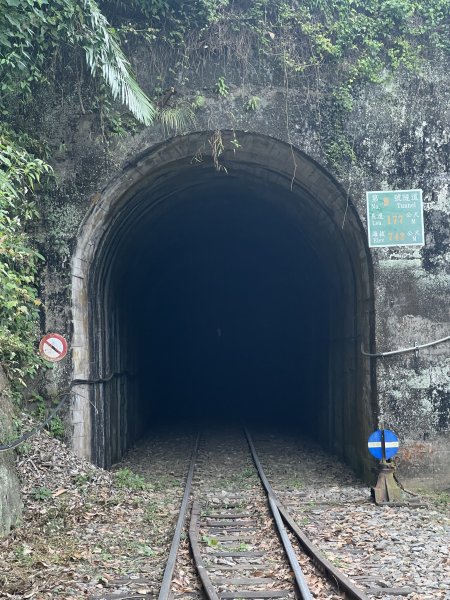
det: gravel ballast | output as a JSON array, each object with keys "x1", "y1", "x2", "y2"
[{"x1": 0, "y1": 423, "x2": 448, "y2": 599}]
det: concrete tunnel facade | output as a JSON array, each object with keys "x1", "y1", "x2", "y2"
[{"x1": 71, "y1": 131, "x2": 376, "y2": 476}]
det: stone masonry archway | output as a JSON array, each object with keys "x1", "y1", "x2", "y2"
[{"x1": 71, "y1": 131, "x2": 376, "y2": 477}]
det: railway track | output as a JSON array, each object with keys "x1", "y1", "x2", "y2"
[{"x1": 90, "y1": 428, "x2": 370, "y2": 600}]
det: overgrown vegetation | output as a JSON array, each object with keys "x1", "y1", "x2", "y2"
[
  {"x1": 420, "y1": 489, "x2": 450, "y2": 511},
  {"x1": 114, "y1": 467, "x2": 148, "y2": 490},
  {"x1": 0, "y1": 0, "x2": 155, "y2": 395},
  {"x1": 0, "y1": 131, "x2": 49, "y2": 386},
  {"x1": 102, "y1": 0, "x2": 450, "y2": 166},
  {"x1": 2, "y1": 0, "x2": 450, "y2": 396},
  {"x1": 0, "y1": 0, "x2": 155, "y2": 126},
  {"x1": 101, "y1": 1, "x2": 450, "y2": 95}
]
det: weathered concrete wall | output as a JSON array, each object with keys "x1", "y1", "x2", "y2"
[
  {"x1": 346, "y1": 69, "x2": 450, "y2": 489},
  {"x1": 0, "y1": 369, "x2": 22, "y2": 537},
  {"x1": 35, "y1": 41, "x2": 450, "y2": 489}
]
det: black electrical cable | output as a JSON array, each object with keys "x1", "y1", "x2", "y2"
[
  {"x1": 0, "y1": 390, "x2": 74, "y2": 452},
  {"x1": 0, "y1": 371, "x2": 133, "y2": 452}
]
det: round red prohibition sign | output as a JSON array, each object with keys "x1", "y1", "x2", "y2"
[{"x1": 39, "y1": 333, "x2": 68, "y2": 362}]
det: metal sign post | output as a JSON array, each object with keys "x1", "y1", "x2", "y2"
[{"x1": 368, "y1": 429, "x2": 402, "y2": 504}]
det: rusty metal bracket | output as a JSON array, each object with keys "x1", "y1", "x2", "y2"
[{"x1": 371, "y1": 462, "x2": 402, "y2": 505}]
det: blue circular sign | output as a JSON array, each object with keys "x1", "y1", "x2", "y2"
[{"x1": 368, "y1": 429, "x2": 399, "y2": 460}]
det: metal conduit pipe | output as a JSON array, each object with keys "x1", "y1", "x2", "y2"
[{"x1": 361, "y1": 334, "x2": 450, "y2": 358}]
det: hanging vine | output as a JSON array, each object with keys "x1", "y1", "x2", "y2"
[{"x1": 2, "y1": 0, "x2": 450, "y2": 393}]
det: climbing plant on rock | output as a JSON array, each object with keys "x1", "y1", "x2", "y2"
[
  {"x1": 2, "y1": 0, "x2": 450, "y2": 390},
  {"x1": 100, "y1": 0, "x2": 450, "y2": 168},
  {"x1": 0, "y1": 128, "x2": 50, "y2": 386},
  {"x1": 99, "y1": 0, "x2": 450, "y2": 84},
  {"x1": 0, "y1": 0, "x2": 156, "y2": 390},
  {"x1": 0, "y1": 0, "x2": 156, "y2": 124}
]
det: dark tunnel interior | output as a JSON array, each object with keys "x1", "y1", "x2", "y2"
[
  {"x1": 113, "y1": 177, "x2": 331, "y2": 435},
  {"x1": 81, "y1": 135, "x2": 375, "y2": 474}
]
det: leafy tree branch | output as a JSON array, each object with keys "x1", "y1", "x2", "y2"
[{"x1": 0, "y1": 0, "x2": 155, "y2": 388}]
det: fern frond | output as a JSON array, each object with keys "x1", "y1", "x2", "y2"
[
  {"x1": 81, "y1": 0, "x2": 156, "y2": 125},
  {"x1": 158, "y1": 105, "x2": 197, "y2": 133}
]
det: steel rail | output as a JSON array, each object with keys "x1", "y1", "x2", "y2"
[
  {"x1": 157, "y1": 432, "x2": 200, "y2": 600},
  {"x1": 245, "y1": 428, "x2": 370, "y2": 600},
  {"x1": 189, "y1": 500, "x2": 221, "y2": 600},
  {"x1": 276, "y1": 501, "x2": 370, "y2": 600},
  {"x1": 244, "y1": 428, "x2": 313, "y2": 600}
]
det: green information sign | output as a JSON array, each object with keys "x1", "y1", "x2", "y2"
[{"x1": 366, "y1": 189, "x2": 424, "y2": 247}]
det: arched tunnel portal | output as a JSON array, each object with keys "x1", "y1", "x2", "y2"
[{"x1": 71, "y1": 132, "x2": 376, "y2": 477}]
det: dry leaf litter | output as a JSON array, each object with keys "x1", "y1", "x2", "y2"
[
  {"x1": 256, "y1": 428, "x2": 450, "y2": 600},
  {"x1": 0, "y1": 422, "x2": 448, "y2": 600}
]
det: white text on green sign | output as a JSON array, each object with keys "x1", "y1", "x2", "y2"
[{"x1": 366, "y1": 189, "x2": 424, "y2": 247}]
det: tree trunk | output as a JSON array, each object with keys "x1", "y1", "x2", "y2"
[{"x1": 0, "y1": 368, "x2": 22, "y2": 537}]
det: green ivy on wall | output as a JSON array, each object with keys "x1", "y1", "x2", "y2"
[
  {"x1": 1, "y1": 0, "x2": 450, "y2": 393},
  {"x1": 0, "y1": 0, "x2": 155, "y2": 393},
  {"x1": 100, "y1": 0, "x2": 450, "y2": 85},
  {"x1": 99, "y1": 0, "x2": 450, "y2": 165},
  {"x1": 0, "y1": 127, "x2": 49, "y2": 388}
]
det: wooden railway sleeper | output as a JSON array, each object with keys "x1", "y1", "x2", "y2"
[{"x1": 190, "y1": 498, "x2": 295, "y2": 600}]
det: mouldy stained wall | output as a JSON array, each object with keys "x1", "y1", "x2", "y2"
[
  {"x1": 36, "y1": 42, "x2": 450, "y2": 489},
  {"x1": 346, "y1": 64, "x2": 450, "y2": 489}
]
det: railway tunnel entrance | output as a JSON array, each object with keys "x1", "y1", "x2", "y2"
[
  {"x1": 130, "y1": 183, "x2": 330, "y2": 426},
  {"x1": 71, "y1": 131, "x2": 376, "y2": 476}
]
